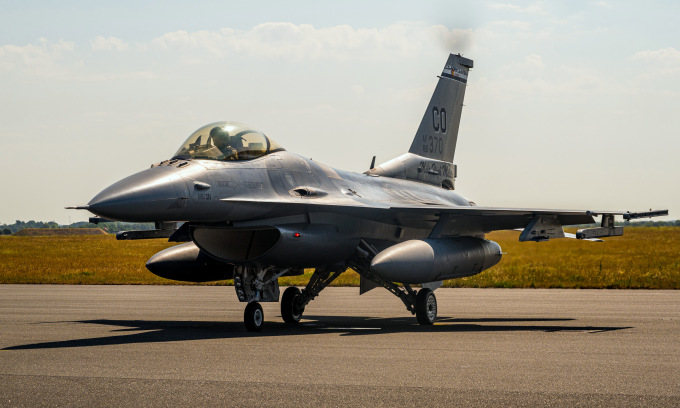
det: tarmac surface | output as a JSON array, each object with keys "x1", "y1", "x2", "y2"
[{"x1": 1, "y1": 285, "x2": 679, "y2": 407}]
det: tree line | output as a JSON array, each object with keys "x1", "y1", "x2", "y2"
[{"x1": 1, "y1": 220, "x2": 155, "y2": 235}]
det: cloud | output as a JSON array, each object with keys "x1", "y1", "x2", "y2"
[
  {"x1": 477, "y1": 59, "x2": 626, "y2": 100},
  {"x1": 78, "y1": 71, "x2": 157, "y2": 82},
  {"x1": 630, "y1": 47, "x2": 680, "y2": 80},
  {"x1": 150, "y1": 22, "x2": 473, "y2": 60},
  {"x1": 90, "y1": 36, "x2": 129, "y2": 51},
  {"x1": 524, "y1": 53, "x2": 545, "y2": 70},
  {"x1": 486, "y1": 20, "x2": 532, "y2": 31},
  {"x1": 151, "y1": 29, "x2": 233, "y2": 55},
  {"x1": 0, "y1": 23, "x2": 475, "y2": 81},
  {"x1": 0, "y1": 38, "x2": 75, "y2": 76},
  {"x1": 631, "y1": 47, "x2": 680, "y2": 65},
  {"x1": 499, "y1": 53, "x2": 545, "y2": 75},
  {"x1": 489, "y1": 2, "x2": 545, "y2": 14}
]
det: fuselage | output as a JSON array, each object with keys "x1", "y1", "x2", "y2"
[
  {"x1": 89, "y1": 151, "x2": 471, "y2": 223},
  {"x1": 88, "y1": 151, "x2": 475, "y2": 253}
]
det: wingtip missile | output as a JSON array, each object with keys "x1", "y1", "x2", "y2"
[{"x1": 623, "y1": 209, "x2": 669, "y2": 220}]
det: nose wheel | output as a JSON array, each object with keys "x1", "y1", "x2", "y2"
[{"x1": 244, "y1": 302, "x2": 264, "y2": 332}]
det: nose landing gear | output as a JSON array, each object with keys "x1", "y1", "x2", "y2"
[
  {"x1": 234, "y1": 266, "x2": 285, "y2": 332},
  {"x1": 236, "y1": 265, "x2": 342, "y2": 331},
  {"x1": 244, "y1": 301, "x2": 264, "y2": 332}
]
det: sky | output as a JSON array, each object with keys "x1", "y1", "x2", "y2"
[{"x1": 0, "y1": 0, "x2": 678, "y2": 225}]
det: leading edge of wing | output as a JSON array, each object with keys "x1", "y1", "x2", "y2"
[
  {"x1": 391, "y1": 205, "x2": 626, "y2": 218},
  {"x1": 389, "y1": 205, "x2": 630, "y2": 227},
  {"x1": 221, "y1": 196, "x2": 620, "y2": 219},
  {"x1": 221, "y1": 197, "x2": 622, "y2": 227}
]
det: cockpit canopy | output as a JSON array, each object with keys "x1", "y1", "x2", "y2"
[{"x1": 173, "y1": 121, "x2": 284, "y2": 161}]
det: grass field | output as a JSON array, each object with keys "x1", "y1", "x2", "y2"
[{"x1": 1, "y1": 227, "x2": 678, "y2": 288}]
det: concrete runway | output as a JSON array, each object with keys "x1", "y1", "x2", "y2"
[{"x1": 1, "y1": 285, "x2": 678, "y2": 407}]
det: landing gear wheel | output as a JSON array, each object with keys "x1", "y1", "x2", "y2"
[
  {"x1": 416, "y1": 288, "x2": 437, "y2": 325},
  {"x1": 244, "y1": 302, "x2": 264, "y2": 332},
  {"x1": 281, "y1": 287, "x2": 304, "y2": 324}
]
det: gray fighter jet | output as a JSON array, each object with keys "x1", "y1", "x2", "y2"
[{"x1": 73, "y1": 54, "x2": 667, "y2": 331}]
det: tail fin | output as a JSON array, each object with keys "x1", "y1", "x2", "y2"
[
  {"x1": 367, "y1": 54, "x2": 473, "y2": 189},
  {"x1": 408, "y1": 54, "x2": 473, "y2": 163}
]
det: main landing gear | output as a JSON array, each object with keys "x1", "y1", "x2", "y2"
[
  {"x1": 349, "y1": 239, "x2": 440, "y2": 325},
  {"x1": 235, "y1": 265, "x2": 343, "y2": 331},
  {"x1": 281, "y1": 287, "x2": 303, "y2": 324},
  {"x1": 278, "y1": 265, "x2": 439, "y2": 327},
  {"x1": 280, "y1": 267, "x2": 344, "y2": 326},
  {"x1": 415, "y1": 288, "x2": 437, "y2": 325},
  {"x1": 235, "y1": 239, "x2": 441, "y2": 331}
]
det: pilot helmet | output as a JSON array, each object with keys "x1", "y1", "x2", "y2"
[{"x1": 210, "y1": 126, "x2": 230, "y2": 146}]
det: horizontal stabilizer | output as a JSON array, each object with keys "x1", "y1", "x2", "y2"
[
  {"x1": 116, "y1": 229, "x2": 176, "y2": 240},
  {"x1": 89, "y1": 217, "x2": 113, "y2": 224}
]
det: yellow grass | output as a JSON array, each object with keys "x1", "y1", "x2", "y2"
[
  {"x1": 446, "y1": 228, "x2": 680, "y2": 289},
  {"x1": 0, "y1": 236, "x2": 175, "y2": 284},
  {"x1": 0, "y1": 227, "x2": 678, "y2": 288}
]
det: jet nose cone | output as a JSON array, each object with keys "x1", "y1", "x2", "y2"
[{"x1": 88, "y1": 166, "x2": 190, "y2": 222}]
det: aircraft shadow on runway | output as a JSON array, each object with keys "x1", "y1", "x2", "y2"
[{"x1": 3, "y1": 316, "x2": 632, "y2": 350}]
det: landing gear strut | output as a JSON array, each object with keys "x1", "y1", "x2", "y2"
[
  {"x1": 235, "y1": 265, "x2": 342, "y2": 331},
  {"x1": 349, "y1": 239, "x2": 439, "y2": 325},
  {"x1": 235, "y1": 266, "x2": 291, "y2": 332},
  {"x1": 280, "y1": 267, "x2": 344, "y2": 325}
]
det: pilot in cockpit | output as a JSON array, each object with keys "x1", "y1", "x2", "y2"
[{"x1": 210, "y1": 126, "x2": 240, "y2": 160}]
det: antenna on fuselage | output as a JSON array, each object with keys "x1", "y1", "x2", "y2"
[{"x1": 370, "y1": 156, "x2": 376, "y2": 170}]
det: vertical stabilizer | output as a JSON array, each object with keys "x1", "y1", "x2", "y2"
[{"x1": 408, "y1": 54, "x2": 473, "y2": 163}]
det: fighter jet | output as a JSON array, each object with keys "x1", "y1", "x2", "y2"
[{"x1": 73, "y1": 54, "x2": 667, "y2": 331}]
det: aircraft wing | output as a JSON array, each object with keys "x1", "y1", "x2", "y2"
[
  {"x1": 221, "y1": 197, "x2": 665, "y2": 241},
  {"x1": 392, "y1": 205, "x2": 600, "y2": 226},
  {"x1": 389, "y1": 205, "x2": 604, "y2": 239},
  {"x1": 221, "y1": 197, "x2": 599, "y2": 238},
  {"x1": 222, "y1": 197, "x2": 608, "y2": 221}
]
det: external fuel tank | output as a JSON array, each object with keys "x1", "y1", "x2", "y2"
[{"x1": 370, "y1": 237, "x2": 502, "y2": 284}]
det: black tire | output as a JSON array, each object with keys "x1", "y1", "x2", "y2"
[
  {"x1": 281, "y1": 287, "x2": 304, "y2": 324},
  {"x1": 244, "y1": 302, "x2": 264, "y2": 332},
  {"x1": 416, "y1": 288, "x2": 437, "y2": 325}
]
